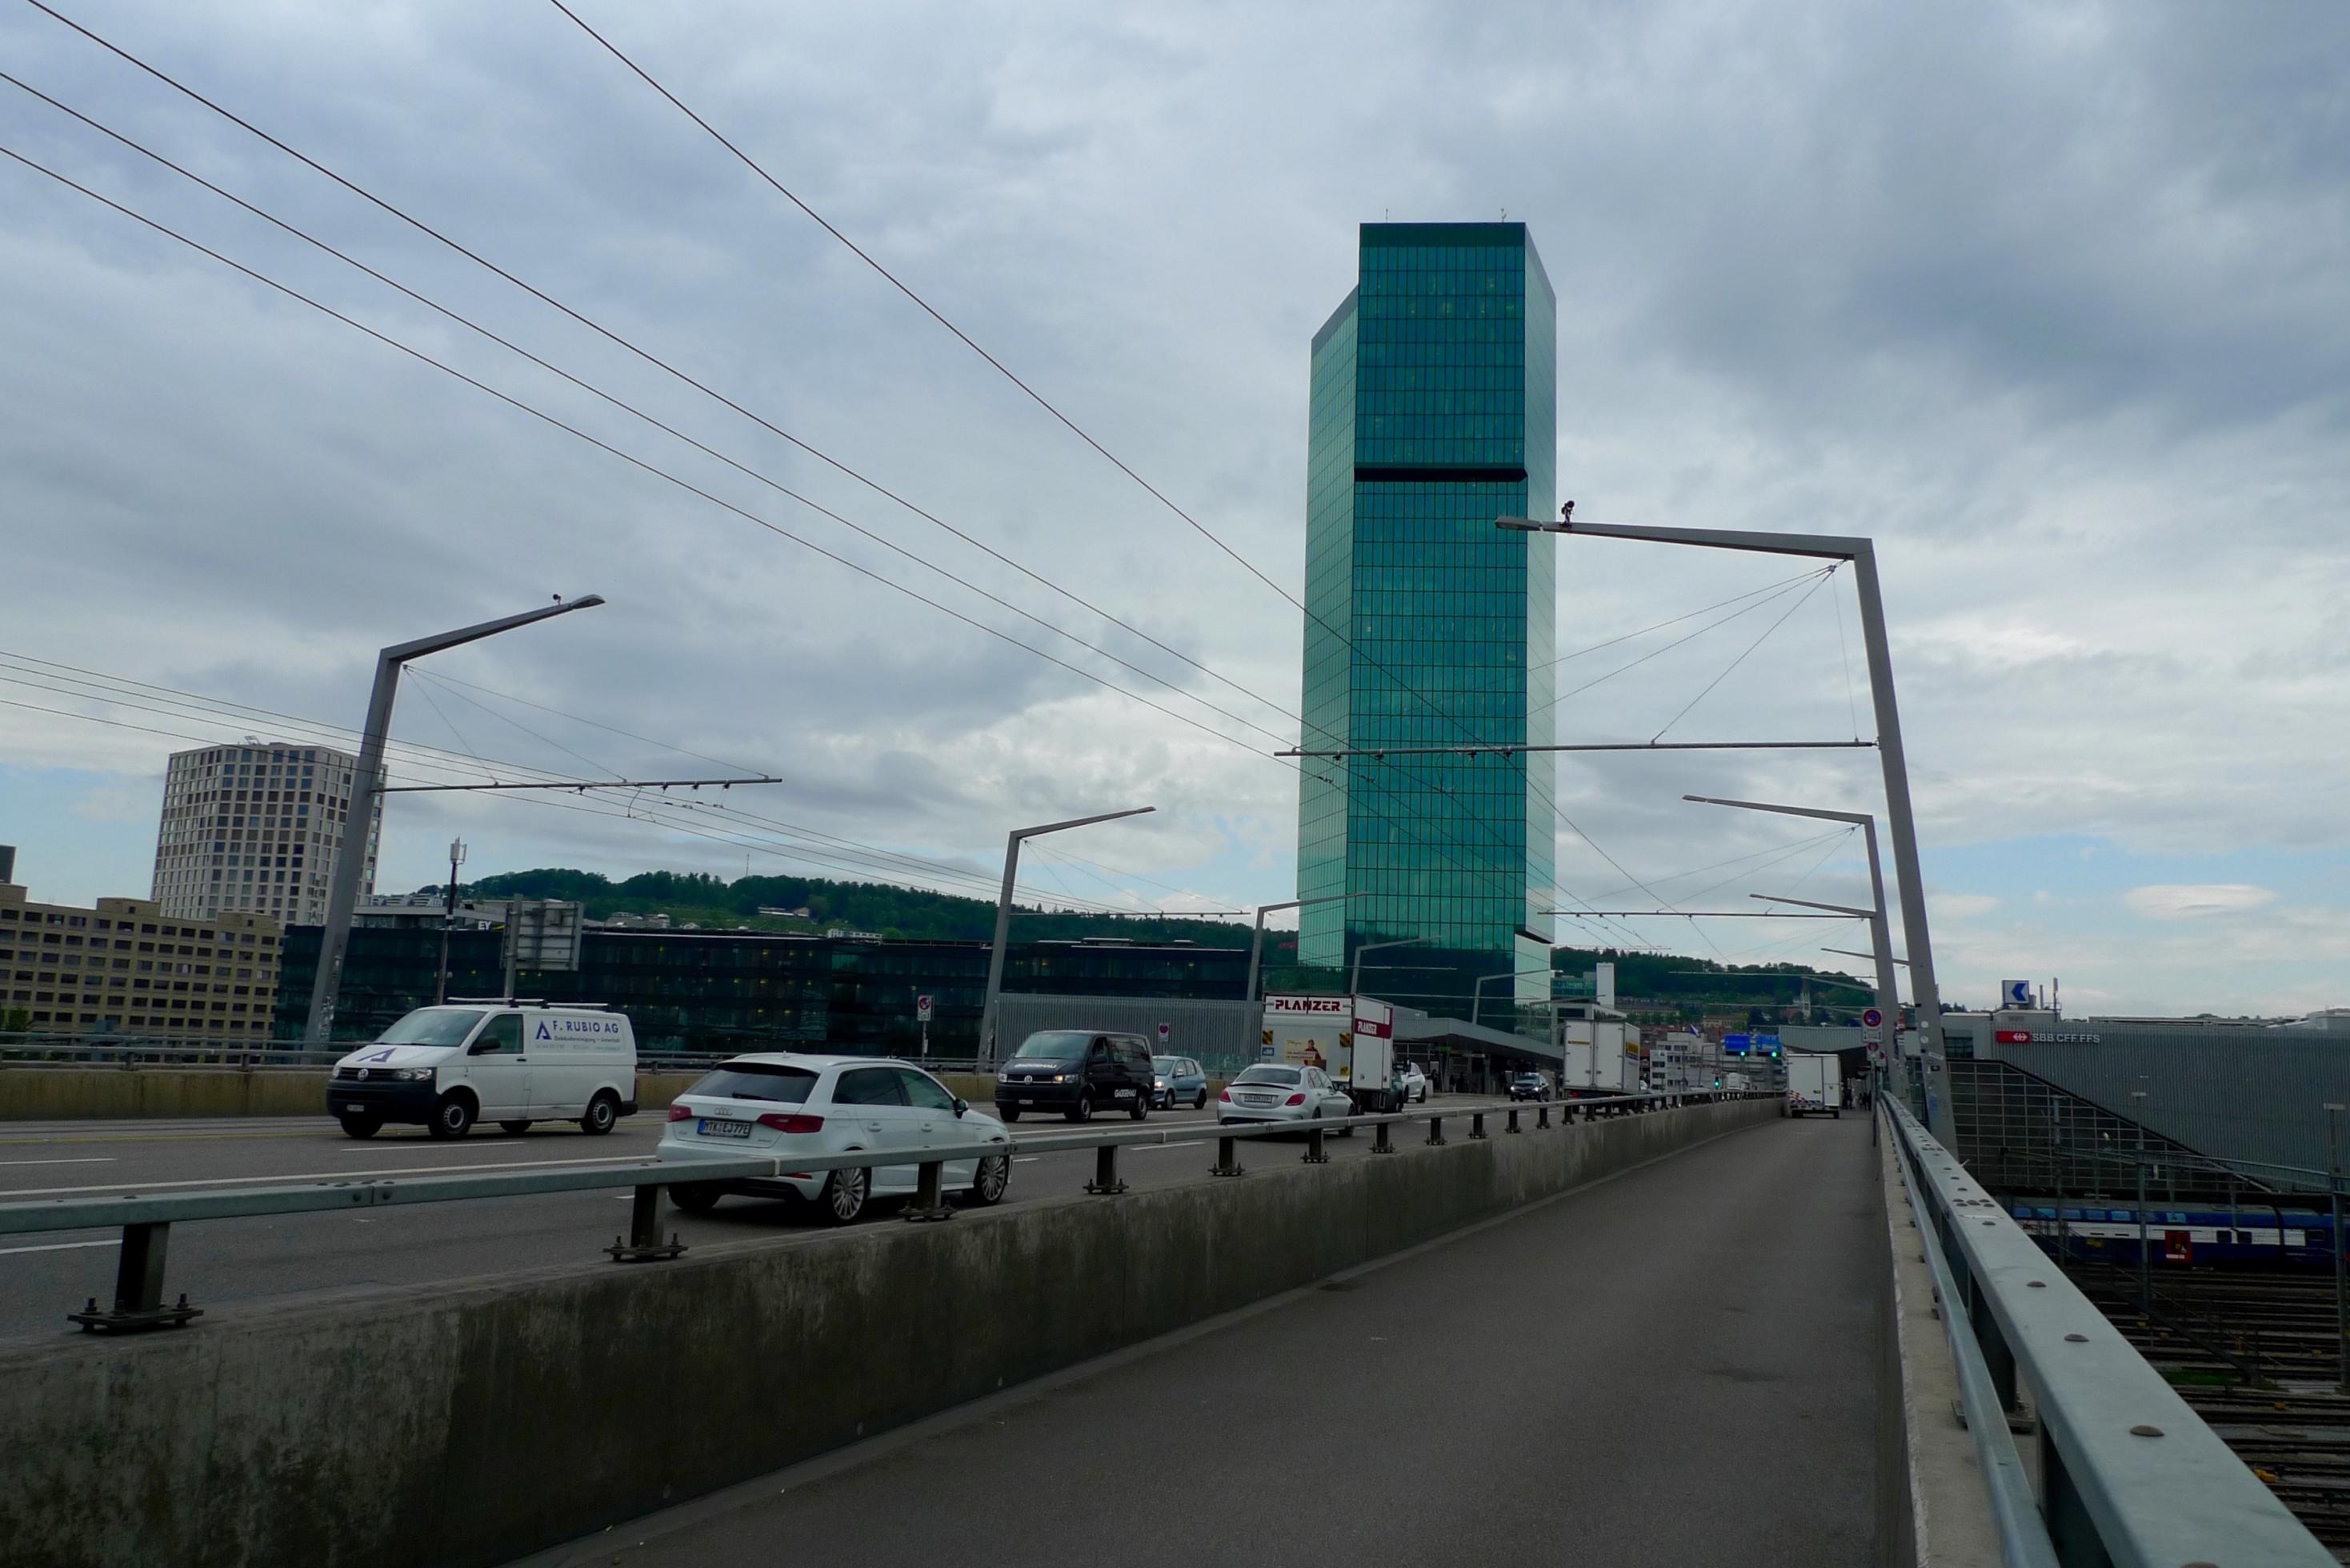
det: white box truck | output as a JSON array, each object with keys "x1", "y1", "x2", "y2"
[
  {"x1": 1557, "y1": 1018, "x2": 1636, "y2": 1096},
  {"x1": 1785, "y1": 1052, "x2": 1844, "y2": 1118},
  {"x1": 1262, "y1": 994, "x2": 1403, "y2": 1111}
]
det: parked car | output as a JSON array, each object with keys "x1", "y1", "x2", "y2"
[
  {"x1": 1218, "y1": 1062, "x2": 1355, "y2": 1129},
  {"x1": 327, "y1": 1001, "x2": 637, "y2": 1140},
  {"x1": 656, "y1": 1054, "x2": 1011, "y2": 1225},
  {"x1": 1152, "y1": 1054, "x2": 1208, "y2": 1110},
  {"x1": 1399, "y1": 1060, "x2": 1430, "y2": 1103},
  {"x1": 1507, "y1": 1071, "x2": 1554, "y2": 1103},
  {"x1": 994, "y1": 1030, "x2": 1154, "y2": 1122}
]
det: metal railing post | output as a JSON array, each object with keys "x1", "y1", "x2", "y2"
[
  {"x1": 1373, "y1": 1119, "x2": 1395, "y2": 1154},
  {"x1": 1087, "y1": 1145, "x2": 1127, "y2": 1195},
  {"x1": 1536, "y1": 1103, "x2": 1551, "y2": 1130},
  {"x1": 69, "y1": 1220, "x2": 201, "y2": 1332},
  {"x1": 1211, "y1": 1135, "x2": 1245, "y2": 1178},
  {"x1": 905, "y1": 1159, "x2": 954, "y2": 1222},
  {"x1": 1302, "y1": 1126, "x2": 1329, "y2": 1164},
  {"x1": 1470, "y1": 1111, "x2": 1487, "y2": 1139},
  {"x1": 1425, "y1": 1114, "x2": 1447, "y2": 1147},
  {"x1": 607, "y1": 1184, "x2": 686, "y2": 1262},
  {"x1": 1506, "y1": 1108, "x2": 1522, "y2": 1134}
]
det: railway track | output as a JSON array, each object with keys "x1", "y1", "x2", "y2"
[{"x1": 2059, "y1": 1262, "x2": 2350, "y2": 1554}]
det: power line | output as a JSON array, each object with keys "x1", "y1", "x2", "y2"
[
  {"x1": 0, "y1": 27, "x2": 1306, "y2": 744},
  {"x1": 0, "y1": 144, "x2": 1627, "y2": 971},
  {"x1": 535, "y1": 2, "x2": 1683, "y2": 926},
  {"x1": 0, "y1": 40, "x2": 1666, "y2": 967},
  {"x1": 0, "y1": 70, "x2": 1298, "y2": 754}
]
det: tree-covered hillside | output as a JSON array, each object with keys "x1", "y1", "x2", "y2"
[{"x1": 443, "y1": 868, "x2": 1257, "y2": 947}]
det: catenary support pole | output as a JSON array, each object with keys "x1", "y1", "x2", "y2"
[{"x1": 306, "y1": 596, "x2": 603, "y2": 1045}]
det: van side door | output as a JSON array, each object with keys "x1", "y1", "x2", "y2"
[{"x1": 464, "y1": 1013, "x2": 527, "y2": 1116}]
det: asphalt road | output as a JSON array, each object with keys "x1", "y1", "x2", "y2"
[
  {"x1": 517, "y1": 1114, "x2": 1880, "y2": 1568},
  {"x1": 0, "y1": 1099, "x2": 1443, "y2": 1342}
]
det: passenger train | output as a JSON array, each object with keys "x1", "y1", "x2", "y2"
[{"x1": 2009, "y1": 1201, "x2": 2343, "y2": 1268}]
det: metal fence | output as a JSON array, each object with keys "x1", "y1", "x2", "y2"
[
  {"x1": 0, "y1": 1088, "x2": 1762, "y2": 1332},
  {"x1": 1884, "y1": 1097, "x2": 2331, "y2": 1566}
]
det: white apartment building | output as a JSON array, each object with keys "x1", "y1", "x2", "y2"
[{"x1": 151, "y1": 741, "x2": 382, "y2": 927}]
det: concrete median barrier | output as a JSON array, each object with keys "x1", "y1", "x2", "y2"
[{"x1": 0, "y1": 1097, "x2": 1780, "y2": 1568}]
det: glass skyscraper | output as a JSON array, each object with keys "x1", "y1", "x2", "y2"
[{"x1": 1296, "y1": 222, "x2": 1556, "y2": 1018}]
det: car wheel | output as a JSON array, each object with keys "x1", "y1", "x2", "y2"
[
  {"x1": 967, "y1": 1153, "x2": 1011, "y2": 1206},
  {"x1": 498, "y1": 1120, "x2": 532, "y2": 1135},
  {"x1": 1069, "y1": 1094, "x2": 1094, "y2": 1124},
  {"x1": 667, "y1": 1182, "x2": 722, "y2": 1214},
  {"x1": 426, "y1": 1094, "x2": 474, "y2": 1139},
  {"x1": 337, "y1": 1113, "x2": 382, "y2": 1139},
  {"x1": 817, "y1": 1165, "x2": 871, "y2": 1226},
  {"x1": 999, "y1": 1106, "x2": 1021, "y2": 1122},
  {"x1": 1418, "y1": 1086, "x2": 1428, "y2": 1103},
  {"x1": 1195, "y1": 1090, "x2": 1207, "y2": 1110},
  {"x1": 1129, "y1": 1093, "x2": 1149, "y2": 1122},
  {"x1": 580, "y1": 1092, "x2": 620, "y2": 1136}
]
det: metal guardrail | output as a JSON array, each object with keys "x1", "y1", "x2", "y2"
[
  {"x1": 1884, "y1": 1097, "x2": 2332, "y2": 1566},
  {"x1": 0, "y1": 1088, "x2": 1764, "y2": 1332}
]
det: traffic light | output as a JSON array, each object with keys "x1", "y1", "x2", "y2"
[{"x1": 1712, "y1": 1076, "x2": 1723, "y2": 1089}]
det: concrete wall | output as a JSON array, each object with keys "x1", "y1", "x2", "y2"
[
  {"x1": 0, "y1": 1069, "x2": 1002, "y2": 1122},
  {"x1": 0, "y1": 1098, "x2": 1778, "y2": 1568}
]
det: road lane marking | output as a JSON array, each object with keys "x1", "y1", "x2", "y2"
[
  {"x1": 0, "y1": 1238, "x2": 122, "y2": 1255},
  {"x1": 0, "y1": 1153, "x2": 651, "y2": 1198},
  {"x1": 0, "y1": 1158, "x2": 117, "y2": 1167}
]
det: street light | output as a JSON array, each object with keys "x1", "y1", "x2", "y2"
[
  {"x1": 1349, "y1": 936, "x2": 1428, "y2": 997},
  {"x1": 976, "y1": 806, "x2": 1155, "y2": 1066},
  {"x1": 1470, "y1": 968, "x2": 1519, "y2": 1028},
  {"x1": 306, "y1": 594, "x2": 606, "y2": 1044},
  {"x1": 1246, "y1": 893, "x2": 1359, "y2": 1002},
  {"x1": 1504, "y1": 513, "x2": 1949, "y2": 1137}
]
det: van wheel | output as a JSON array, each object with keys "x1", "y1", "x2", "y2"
[
  {"x1": 1068, "y1": 1094, "x2": 1094, "y2": 1124},
  {"x1": 426, "y1": 1094, "x2": 474, "y2": 1140},
  {"x1": 817, "y1": 1166, "x2": 869, "y2": 1226},
  {"x1": 498, "y1": 1120, "x2": 532, "y2": 1135},
  {"x1": 668, "y1": 1182, "x2": 722, "y2": 1214},
  {"x1": 337, "y1": 1113, "x2": 382, "y2": 1139},
  {"x1": 581, "y1": 1093, "x2": 619, "y2": 1135},
  {"x1": 1128, "y1": 1094, "x2": 1149, "y2": 1122},
  {"x1": 967, "y1": 1154, "x2": 1010, "y2": 1206},
  {"x1": 999, "y1": 1106, "x2": 1021, "y2": 1122}
]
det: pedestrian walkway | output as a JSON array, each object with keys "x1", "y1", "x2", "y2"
[{"x1": 525, "y1": 1115, "x2": 1882, "y2": 1567}]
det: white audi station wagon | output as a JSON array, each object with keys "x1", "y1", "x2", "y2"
[{"x1": 656, "y1": 1054, "x2": 1012, "y2": 1225}]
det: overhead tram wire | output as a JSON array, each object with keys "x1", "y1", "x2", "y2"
[
  {"x1": 0, "y1": 665, "x2": 1126, "y2": 910},
  {"x1": 1537, "y1": 566, "x2": 1838, "y2": 673},
  {"x1": 1650, "y1": 571, "x2": 1836, "y2": 743},
  {"x1": 0, "y1": 146, "x2": 1308, "y2": 772},
  {"x1": 0, "y1": 650, "x2": 1086, "y2": 903},
  {"x1": 535, "y1": 2, "x2": 1689, "y2": 921},
  {"x1": 0, "y1": 27, "x2": 1303, "y2": 744},
  {"x1": 0, "y1": 74, "x2": 1296, "y2": 756},
  {"x1": 0, "y1": 153, "x2": 1621, "y2": 971},
  {"x1": 15, "y1": 14, "x2": 1671, "y2": 964}
]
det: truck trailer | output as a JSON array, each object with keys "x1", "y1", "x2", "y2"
[
  {"x1": 1784, "y1": 1052, "x2": 1844, "y2": 1118},
  {"x1": 1260, "y1": 993, "x2": 1403, "y2": 1112}
]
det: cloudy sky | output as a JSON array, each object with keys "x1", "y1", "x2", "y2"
[{"x1": 3, "y1": 1, "x2": 2346, "y2": 1018}]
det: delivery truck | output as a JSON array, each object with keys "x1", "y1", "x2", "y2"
[
  {"x1": 1785, "y1": 1052, "x2": 1844, "y2": 1117},
  {"x1": 1261, "y1": 993, "x2": 1403, "y2": 1111},
  {"x1": 1556, "y1": 1018, "x2": 1636, "y2": 1096}
]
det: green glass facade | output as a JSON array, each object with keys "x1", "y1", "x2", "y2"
[
  {"x1": 274, "y1": 928, "x2": 1252, "y2": 1056},
  {"x1": 1298, "y1": 223, "x2": 1556, "y2": 1014}
]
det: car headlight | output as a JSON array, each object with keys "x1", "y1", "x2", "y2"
[
  {"x1": 1053, "y1": 1072, "x2": 1075, "y2": 1083},
  {"x1": 394, "y1": 1068, "x2": 434, "y2": 1082},
  {"x1": 1154, "y1": 1078, "x2": 1167, "y2": 1089}
]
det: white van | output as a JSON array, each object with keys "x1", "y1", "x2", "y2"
[{"x1": 326, "y1": 1001, "x2": 638, "y2": 1139}]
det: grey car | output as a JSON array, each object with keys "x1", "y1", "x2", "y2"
[{"x1": 1151, "y1": 1054, "x2": 1208, "y2": 1110}]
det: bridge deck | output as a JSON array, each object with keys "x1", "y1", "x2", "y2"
[{"x1": 522, "y1": 1115, "x2": 1883, "y2": 1567}]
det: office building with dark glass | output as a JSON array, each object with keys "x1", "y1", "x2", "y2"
[{"x1": 1296, "y1": 222, "x2": 1556, "y2": 1015}]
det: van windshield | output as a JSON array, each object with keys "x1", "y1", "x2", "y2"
[
  {"x1": 374, "y1": 1009, "x2": 486, "y2": 1047},
  {"x1": 1012, "y1": 1031, "x2": 1091, "y2": 1062},
  {"x1": 687, "y1": 1064, "x2": 817, "y2": 1105}
]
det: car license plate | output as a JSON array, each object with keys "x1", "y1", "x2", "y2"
[
  {"x1": 342, "y1": 1102, "x2": 366, "y2": 1113},
  {"x1": 699, "y1": 1118, "x2": 752, "y2": 1139}
]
